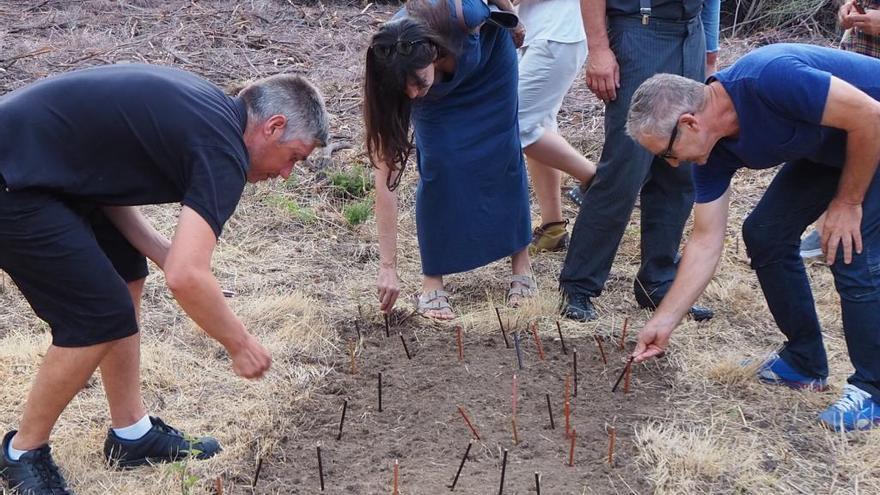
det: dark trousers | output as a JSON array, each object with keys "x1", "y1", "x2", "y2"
[
  {"x1": 743, "y1": 160, "x2": 880, "y2": 399},
  {"x1": 559, "y1": 15, "x2": 705, "y2": 303}
]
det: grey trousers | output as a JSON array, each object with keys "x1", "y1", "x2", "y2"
[{"x1": 560, "y1": 14, "x2": 705, "y2": 303}]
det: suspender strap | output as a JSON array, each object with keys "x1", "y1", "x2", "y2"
[{"x1": 639, "y1": 0, "x2": 652, "y2": 24}]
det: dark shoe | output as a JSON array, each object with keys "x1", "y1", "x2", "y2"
[
  {"x1": 637, "y1": 300, "x2": 714, "y2": 322},
  {"x1": 566, "y1": 185, "x2": 586, "y2": 207},
  {"x1": 103, "y1": 417, "x2": 220, "y2": 468},
  {"x1": 634, "y1": 284, "x2": 715, "y2": 322},
  {"x1": 562, "y1": 293, "x2": 597, "y2": 321},
  {"x1": 0, "y1": 431, "x2": 74, "y2": 494},
  {"x1": 687, "y1": 305, "x2": 714, "y2": 321}
]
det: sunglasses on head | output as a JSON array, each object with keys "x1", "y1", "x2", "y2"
[{"x1": 372, "y1": 39, "x2": 429, "y2": 59}]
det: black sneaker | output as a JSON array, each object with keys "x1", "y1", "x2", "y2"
[
  {"x1": 562, "y1": 293, "x2": 598, "y2": 321},
  {"x1": 686, "y1": 305, "x2": 714, "y2": 322},
  {"x1": 634, "y1": 283, "x2": 715, "y2": 322},
  {"x1": 636, "y1": 301, "x2": 714, "y2": 322},
  {"x1": 103, "y1": 417, "x2": 220, "y2": 468},
  {"x1": 0, "y1": 431, "x2": 74, "y2": 495}
]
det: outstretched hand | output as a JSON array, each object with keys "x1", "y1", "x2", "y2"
[
  {"x1": 377, "y1": 265, "x2": 400, "y2": 314},
  {"x1": 631, "y1": 322, "x2": 674, "y2": 363},
  {"x1": 228, "y1": 333, "x2": 272, "y2": 379}
]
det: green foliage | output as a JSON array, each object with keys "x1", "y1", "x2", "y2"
[
  {"x1": 330, "y1": 166, "x2": 372, "y2": 198},
  {"x1": 168, "y1": 440, "x2": 202, "y2": 495},
  {"x1": 283, "y1": 174, "x2": 300, "y2": 190},
  {"x1": 343, "y1": 198, "x2": 373, "y2": 226},
  {"x1": 267, "y1": 195, "x2": 317, "y2": 224}
]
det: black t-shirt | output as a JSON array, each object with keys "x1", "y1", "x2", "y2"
[
  {"x1": 0, "y1": 63, "x2": 249, "y2": 237},
  {"x1": 606, "y1": 0, "x2": 702, "y2": 20}
]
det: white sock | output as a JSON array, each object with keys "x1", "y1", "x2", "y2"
[
  {"x1": 6, "y1": 434, "x2": 29, "y2": 461},
  {"x1": 112, "y1": 414, "x2": 152, "y2": 440}
]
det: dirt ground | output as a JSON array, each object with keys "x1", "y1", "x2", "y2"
[
  {"x1": 271, "y1": 312, "x2": 671, "y2": 494},
  {"x1": 1, "y1": 1, "x2": 878, "y2": 495}
]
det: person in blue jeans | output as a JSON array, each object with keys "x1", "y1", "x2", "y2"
[
  {"x1": 702, "y1": 0, "x2": 721, "y2": 75},
  {"x1": 625, "y1": 43, "x2": 880, "y2": 431}
]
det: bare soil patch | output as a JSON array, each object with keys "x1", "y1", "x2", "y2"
[
  {"x1": 2, "y1": 2, "x2": 879, "y2": 494},
  {"x1": 269, "y1": 312, "x2": 672, "y2": 494}
]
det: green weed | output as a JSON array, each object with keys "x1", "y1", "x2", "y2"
[
  {"x1": 343, "y1": 198, "x2": 373, "y2": 226},
  {"x1": 267, "y1": 195, "x2": 317, "y2": 224},
  {"x1": 330, "y1": 166, "x2": 372, "y2": 198}
]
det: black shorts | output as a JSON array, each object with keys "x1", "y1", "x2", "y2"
[{"x1": 0, "y1": 185, "x2": 147, "y2": 347}]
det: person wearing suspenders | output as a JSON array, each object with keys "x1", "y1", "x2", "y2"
[{"x1": 559, "y1": 0, "x2": 713, "y2": 322}]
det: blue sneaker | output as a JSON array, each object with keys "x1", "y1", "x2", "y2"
[
  {"x1": 799, "y1": 230, "x2": 823, "y2": 259},
  {"x1": 754, "y1": 352, "x2": 828, "y2": 391},
  {"x1": 819, "y1": 384, "x2": 880, "y2": 432}
]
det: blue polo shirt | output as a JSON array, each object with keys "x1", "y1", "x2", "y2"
[
  {"x1": 0, "y1": 64, "x2": 249, "y2": 236},
  {"x1": 694, "y1": 43, "x2": 880, "y2": 204}
]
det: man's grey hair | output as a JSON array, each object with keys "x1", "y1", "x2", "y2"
[
  {"x1": 239, "y1": 74, "x2": 330, "y2": 147},
  {"x1": 626, "y1": 73, "x2": 707, "y2": 140}
]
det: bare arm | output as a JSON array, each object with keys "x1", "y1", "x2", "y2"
[
  {"x1": 101, "y1": 206, "x2": 171, "y2": 269},
  {"x1": 373, "y1": 162, "x2": 402, "y2": 313},
  {"x1": 633, "y1": 188, "x2": 731, "y2": 362},
  {"x1": 819, "y1": 76, "x2": 880, "y2": 265},
  {"x1": 164, "y1": 206, "x2": 271, "y2": 378},
  {"x1": 581, "y1": 0, "x2": 619, "y2": 102}
]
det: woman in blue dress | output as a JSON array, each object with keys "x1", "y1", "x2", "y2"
[{"x1": 364, "y1": 0, "x2": 534, "y2": 319}]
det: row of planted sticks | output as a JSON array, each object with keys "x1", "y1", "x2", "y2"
[{"x1": 321, "y1": 308, "x2": 636, "y2": 494}]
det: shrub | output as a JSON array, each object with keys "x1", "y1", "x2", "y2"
[
  {"x1": 343, "y1": 198, "x2": 373, "y2": 226},
  {"x1": 330, "y1": 166, "x2": 372, "y2": 198}
]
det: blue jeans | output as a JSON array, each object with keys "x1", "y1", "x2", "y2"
[
  {"x1": 742, "y1": 159, "x2": 880, "y2": 398},
  {"x1": 560, "y1": 15, "x2": 705, "y2": 302},
  {"x1": 701, "y1": 0, "x2": 720, "y2": 53}
]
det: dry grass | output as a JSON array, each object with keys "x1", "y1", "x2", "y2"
[{"x1": 0, "y1": 2, "x2": 878, "y2": 494}]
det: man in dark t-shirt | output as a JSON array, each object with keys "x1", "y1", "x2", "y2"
[
  {"x1": 0, "y1": 64, "x2": 329, "y2": 493},
  {"x1": 622, "y1": 43, "x2": 880, "y2": 432}
]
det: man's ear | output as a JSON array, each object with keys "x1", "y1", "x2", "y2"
[
  {"x1": 265, "y1": 114, "x2": 287, "y2": 136},
  {"x1": 681, "y1": 112, "x2": 699, "y2": 131}
]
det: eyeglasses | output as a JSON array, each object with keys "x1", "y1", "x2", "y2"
[
  {"x1": 658, "y1": 122, "x2": 679, "y2": 160},
  {"x1": 372, "y1": 39, "x2": 428, "y2": 59},
  {"x1": 659, "y1": 112, "x2": 693, "y2": 160}
]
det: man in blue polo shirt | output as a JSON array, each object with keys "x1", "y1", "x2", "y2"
[
  {"x1": 0, "y1": 64, "x2": 328, "y2": 493},
  {"x1": 622, "y1": 43, "x2": 880, "y2": 431}
]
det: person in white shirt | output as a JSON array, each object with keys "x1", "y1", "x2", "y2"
[{"x1": 516, "y1": 0, "x2": 596, "y2": 254}]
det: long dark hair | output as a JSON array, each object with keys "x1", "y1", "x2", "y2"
[{"x1": 363, "y1": 2, "x2": 459, "y2": 191}]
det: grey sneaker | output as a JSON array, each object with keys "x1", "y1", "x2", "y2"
[{"x1": 800, "y1": 230, "x2": 823, "y2": 259}]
